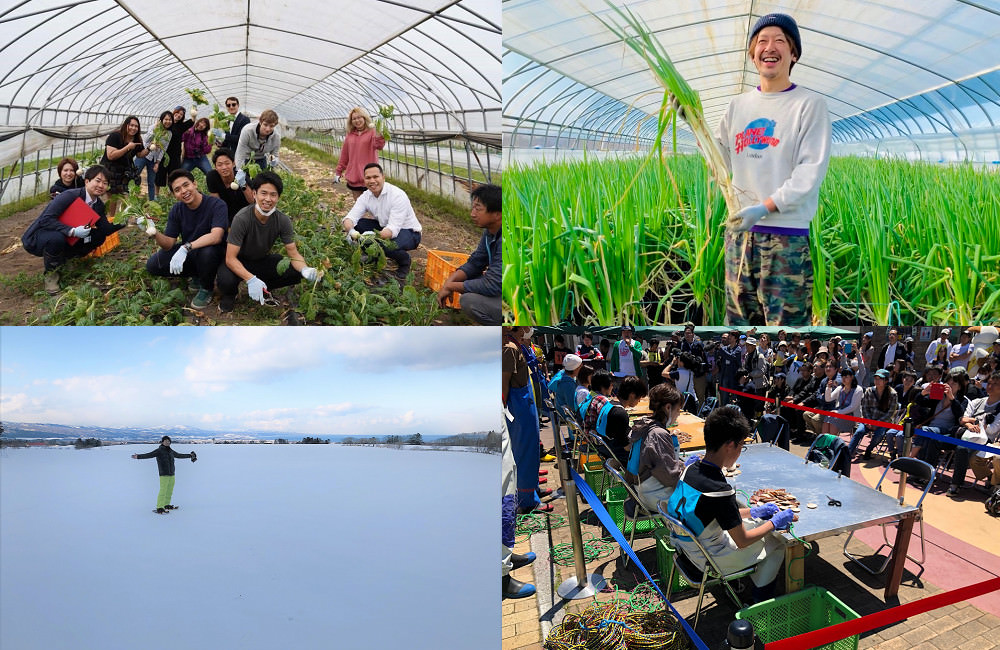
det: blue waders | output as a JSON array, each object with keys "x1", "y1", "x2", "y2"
[{"x1": 507, "y1": 383, "x2": 540, "y2": 511}]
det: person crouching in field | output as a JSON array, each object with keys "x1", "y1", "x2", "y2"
[{"x1": 132, "y1": 436, "x2": 197, "y2": 514}]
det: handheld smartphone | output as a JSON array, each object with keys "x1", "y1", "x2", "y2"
[
  {"x1": 929, "y1": 382, "x2": 945, "y2": 399},
  {"x1": 844, "y1": 342, "x2": 853, "y2": 354}
]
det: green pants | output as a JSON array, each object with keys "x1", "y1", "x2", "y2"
[{"x1": 157, "y1": 475, "x2": 176, "y2": 509}]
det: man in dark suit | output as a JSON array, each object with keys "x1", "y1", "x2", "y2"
[
  {"x1": 876, "y1": 328, "x2": 908, "y2": 370},
  {"x1": 21, "y1": 164, "x2": 126, "y2": 294},
  {"x1": 222, "y1": 97, "x2": 251, "y2": 152}
]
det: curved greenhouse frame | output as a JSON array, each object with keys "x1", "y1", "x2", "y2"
[
  {"x1": 1, "y1": 0, "x2": 501, "y2": 205},
  {"x1": 502, "y1": 0, "x2": 1000, "y2": 326}
]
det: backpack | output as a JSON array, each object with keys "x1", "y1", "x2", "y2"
[{"x1": 986, "y1": 486, "x2": 1000, "y2": 517}]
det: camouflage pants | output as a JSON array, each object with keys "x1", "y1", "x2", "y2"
[{"x1": 725, "y1": 231, "x2": 812, "y2": 326}]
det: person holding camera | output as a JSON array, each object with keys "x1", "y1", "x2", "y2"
[
  {"x1": 910, "y1": 368, "x2": 971, "y2": 474},
  {"x1": 948, "y1": 372, "x2": 1000, "y2": 495},
  {"x1": 664, "y1": 351, "x2": 698, "y2": 413}
]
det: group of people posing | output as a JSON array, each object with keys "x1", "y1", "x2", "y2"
[{"x1": 20, "y1": 102, "x2": 501, "y2": 323}]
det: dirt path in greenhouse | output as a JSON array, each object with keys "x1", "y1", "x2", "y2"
[{"x1": 0, "y1": 147, "x2": 481, "y2": 325}]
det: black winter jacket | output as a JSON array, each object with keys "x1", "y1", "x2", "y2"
[{"x1": 136, "y1": 444, "x2": 194, "y2": 476}]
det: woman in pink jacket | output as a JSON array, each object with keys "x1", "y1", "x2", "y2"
[{"x1": 335, "y1": 107, "x2": 386, "y2": 199}]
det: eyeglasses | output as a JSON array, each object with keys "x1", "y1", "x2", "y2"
[{"x1": 226, "y1": 103, "x2": 238, "y2": 107}]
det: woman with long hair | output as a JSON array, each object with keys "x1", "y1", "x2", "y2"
[
  {"x1": 334, "y1": 107, "x2": 386, "y2": 199},
  {"x1": 134, "y1": 110, "x2": 173, "y2": 200},
  {"x1": 181, "y1": 117, "x2": 214, "y2": 176},
  {"x1": 100, "y1": 115, "x2": 147, "y2": 217}
]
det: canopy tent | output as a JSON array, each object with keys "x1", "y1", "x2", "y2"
[
  {"x1": 534, "y1": 325, "x2": 860, "y2": 339},
  {"x1": 0, "y1": 0, "x2": 500, "y2": 200},
  {"x1": 503, "y1": 0, "x2": 1000, "y2": 163}
]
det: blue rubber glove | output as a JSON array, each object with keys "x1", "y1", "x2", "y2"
[
  {"x1": 771, "y1": 508, "x2": 795, "y2": 531},
  {"x1": 235, "y1": 169, "x2": 247, "y2": 188},
  {"x1": 750, "y1": 503, "x2": 779, "y2": 520},
  {"x1": 684, "y1": 454, "x2": 701, "y2": 467},
  {"x1": 729, "y1": 203, "x2": 769, "y2": 232}
]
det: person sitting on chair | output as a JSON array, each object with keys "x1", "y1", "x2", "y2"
[
  {"x1": 664, "y1": 407, "x2": 796, "y2": 603},
  {"x1": 626, "y1": 382, "x2": 685, "y2": 510},
  {"x1": 578, "y1": 370, "x2": 646, "y2": 462}
]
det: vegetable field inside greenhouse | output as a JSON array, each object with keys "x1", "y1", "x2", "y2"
[
  {"x1": 0, "y1": 145, "x2": 481, "y2": 325},
  {"x1": 503, "y1": 154, "x2": 1000, "y2": 326}
]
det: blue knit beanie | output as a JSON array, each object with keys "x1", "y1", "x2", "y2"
[{"x1": 750, "y1": 13, "x2": 801, "y2": 58}]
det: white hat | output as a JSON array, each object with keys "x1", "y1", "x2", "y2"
[
  {"x1": 941, "y1": 329, "x2": 951, "y2": 335},
  {"x1": 746, "y1": 337, "x2": 757, "y2": 345},
  {"x1": 563, "y1": 354, "x2": 583, "y2": 371}
]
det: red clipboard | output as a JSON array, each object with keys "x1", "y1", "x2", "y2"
[{"x1": 58, "y1": 197, "x2": 100, "y2": 245}]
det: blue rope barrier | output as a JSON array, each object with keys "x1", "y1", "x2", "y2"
[
  {"x1": 913, "y1": 427, "x2": 1000, "y2": 456},
  {"x1": 571, "y1": 467, "x2": 711, "y2": 650}
]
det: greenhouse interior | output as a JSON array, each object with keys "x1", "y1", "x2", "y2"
[
  {"x1": 502, "y1": 0, "x2": 1000, "y2": 326},
  {"x1": 0, "y1": 0, "x2": 500, "y2": 325}
]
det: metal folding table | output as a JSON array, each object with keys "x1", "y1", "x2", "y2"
[{"x1": 731, "y1": 443, "x2": 919, "y2": 598}]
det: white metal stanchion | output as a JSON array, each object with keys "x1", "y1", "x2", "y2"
[{"x1": 551, "y1": 409, "x2": 606, "y2": 599}]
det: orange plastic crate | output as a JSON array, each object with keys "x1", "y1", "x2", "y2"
[
  {"x1": 84, "y1": 231, "x2": 120, "y2": 259},
  {"x1": 424, "y1": 249, "x2": 469, "y2": 309}
]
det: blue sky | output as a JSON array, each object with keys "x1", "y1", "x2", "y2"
[{"x1": 0, "y1": 327, "x2": 498, "y2": 436}]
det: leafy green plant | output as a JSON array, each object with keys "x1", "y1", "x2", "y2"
[
  {"x1": 375, "y1": 105, "x2": 395, "y2": 141},
  {"x1": 185, "y1": 88, "x2": 208, "y2": 106}
]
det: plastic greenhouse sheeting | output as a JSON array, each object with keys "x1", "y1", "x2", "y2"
[
  {"x1": 503, "y1": 0, "x2": 1000, "y2": 162},
  {"x1": 0, "y1": 0, "x2": 500, "y2": 166}
]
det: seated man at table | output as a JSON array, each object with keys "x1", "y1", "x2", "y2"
[
  {"x1": 664, "y1": 406, "x2": 796, "y2": 603},
  {"x1": 626, "y1": 382, "x2": 685, "y2": 510},
  {"x1": 577, "y1": 370, "x2": 647, "y2": 462}
]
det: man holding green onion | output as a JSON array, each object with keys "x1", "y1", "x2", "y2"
[{"x1": 717, "y1": 13, "x2": 832, "y2": 325}]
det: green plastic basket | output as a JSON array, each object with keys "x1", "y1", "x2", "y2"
[
  {"x1": 582, "y1": 459, "x2": 609, "y2": 497},
  {"x1": 653, "y1": 528, "x2": 691, "y2": 593},
  {"x1": 735, "y1": 586, "x2": 860, "y2": 650},
  {"x1": 604, "y1": 486, "x2": 662, "y2": 537}
]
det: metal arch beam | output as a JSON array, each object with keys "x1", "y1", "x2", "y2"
[
  {"x1": 0, "y1": 7, "x2": 127, "y2": 103},
  {"x1": 271, "y1": 3, "x2": 492, "y2": 117},
  {"x1": 23, "y1": 25, "x2": 162, "y2": 125},
  {"x1": 376, "y1": 0, "x2": 499, "y2": 32},
  {"x1": 111, "y1": 0, "x2": 221, "y2": 111}
]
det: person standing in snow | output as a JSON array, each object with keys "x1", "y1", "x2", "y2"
[{"x1": 131, "y1": 436, "x2": 197, "y2": 514}]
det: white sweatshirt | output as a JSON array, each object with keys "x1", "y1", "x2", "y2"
[{"x1": 717, "y1": 85, "x2": 832, "y2": 231}]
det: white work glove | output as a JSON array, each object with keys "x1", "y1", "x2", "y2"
[
  {"x1": 169, "y1": 245, "x2": 189, "y2": 274},
  {"x1": 301, "y1": 267, "x2": 318, "y2": 282},
  {"x1": 729, "y1": 203, "x2": 769, "y2": 232},
  {"x1": 345, "y1": 228, "x2": 359, "y2": 245},
  {"x1": 247, "y1": 276, "x2": 267, "y2": 304},
  {"x1": 212, "y1": 128, "x2": 225, "y2": 141},
  {"x1": 68, "y1": 225, "x2": 91, "y2": 239},
  {"x1": 235, "y1": 169, "x2": 246, "y2": 187},
  {"x1": 334, "y1": 174, "x2": 341, "y2": 184}
]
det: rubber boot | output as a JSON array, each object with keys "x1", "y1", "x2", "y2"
[
  {"x1": 503, "y1": 575, "x2": 536, "y2": 599},
  {"x1": 511, "y1": 552, "x2": 536, "y2": 569}
]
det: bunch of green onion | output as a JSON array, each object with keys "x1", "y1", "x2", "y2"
[{"x1": 595, "y1": 3, "x2": 739, "y2": 217}]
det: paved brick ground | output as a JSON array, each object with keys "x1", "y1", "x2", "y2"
[{"x1": 502, "y1": 420, "x2": 1000, "y2": 650}]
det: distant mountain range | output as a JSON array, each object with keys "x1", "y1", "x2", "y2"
[{"x1": 0, "y1": 422, "x2": 492, "y2": 443}]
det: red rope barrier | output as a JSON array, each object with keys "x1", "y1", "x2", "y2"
[
  {"x1": 719, "y1": 386, "x2": 902, "y2": 430},
  {"x1": 765, "y1": 576, "x2": 1000, "y2": 650}
]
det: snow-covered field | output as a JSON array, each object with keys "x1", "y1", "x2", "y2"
[{"x1": 1, "y1": 444, "x2": 496, "y2": 650}]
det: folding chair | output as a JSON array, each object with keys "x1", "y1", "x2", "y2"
[
  {"x1": 656, "y1": 505, "x2": 757, "y2": 631},
  {"x1": 753, "y1": 413, "x2": 790, "y2": 450},
  {"x1": 603, "y1": 459, "x2": 665, "y2": 566},
  {"x1": 697, "y1": 396, "x2": 717, "y2": 419},
  {"x1": 843, "y1": 457, "x2": 935, "y2": 579},
  {"x1": 806, "y1": 433, "x2": 849, "y2": 474}
]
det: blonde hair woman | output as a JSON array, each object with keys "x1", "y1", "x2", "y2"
[{"x1": 334, "y1": 107, "x2": 386, "y2": 199}]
